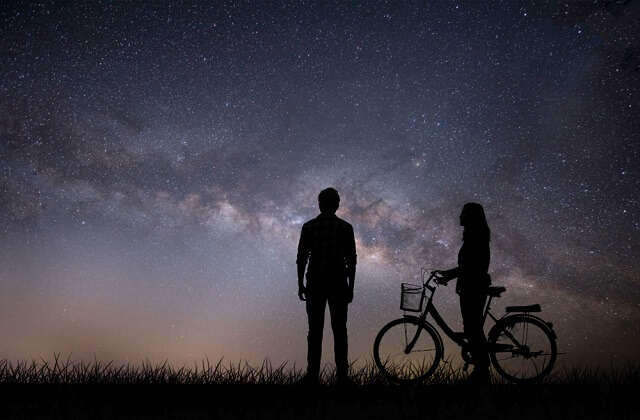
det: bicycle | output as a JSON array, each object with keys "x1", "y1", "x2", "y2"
[{"x1": 373, "y1": 269, "x2": 558, "y2": 383}]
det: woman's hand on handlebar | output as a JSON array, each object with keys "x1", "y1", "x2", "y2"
[{"x1": 432, "y1": 270, "x2": 450, "y2": 286}]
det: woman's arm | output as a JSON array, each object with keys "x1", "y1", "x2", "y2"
[{"x1": 435, "y1": 267, "x2": 460, "y2": 283}]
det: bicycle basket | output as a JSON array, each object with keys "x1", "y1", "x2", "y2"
[{"x1": 400, "y1": 283, "x2": 424, "y2": 312}]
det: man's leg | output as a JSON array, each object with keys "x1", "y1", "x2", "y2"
[
  {"x1": 306, "y1": 292, "x2": 327, "y2": 380},
  {"x1": 328, "y1": 291, "x2": 349, "y2": 379}
]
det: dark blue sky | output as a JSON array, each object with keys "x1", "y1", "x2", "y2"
[{"x1": 1, "y1": 1, "x2": 638, "y2": 368}]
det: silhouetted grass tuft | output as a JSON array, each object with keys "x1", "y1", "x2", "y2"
[
  {"x1": 555, "y1": 361, "x2": 640, "y2": 385},
  {"x1": 0, "y1": 354, "x2": 302, "y2": 385},
  {"x1": 1, "y1": 356, "x2": 639, "y2": 419},
  {"x1": 1, "y1": 354, "x2": 638, "y2": 385}
]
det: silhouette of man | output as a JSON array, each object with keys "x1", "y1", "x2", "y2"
[{"x1": 296, "y1": 187, "x2": 357, "y2": 384}]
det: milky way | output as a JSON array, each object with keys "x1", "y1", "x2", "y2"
[{"x1": 1, "y1": 1, "x2": 638, "y2": 368}]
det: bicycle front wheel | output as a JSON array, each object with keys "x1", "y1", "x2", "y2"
[
  {"x1": 488, "y1": 315, "x2": 557, "y2": 383},
  {"x1": 373, "y1": 317, "x2": 443, "y2": 383}
]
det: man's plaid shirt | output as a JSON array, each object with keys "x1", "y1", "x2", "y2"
[{"x1": 296, "y1": 213, "x2": 357, "y2": 276}]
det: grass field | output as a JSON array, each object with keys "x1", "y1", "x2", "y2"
[{"x1": 1, "y1": 355, "x2": 638, "y2": 419}]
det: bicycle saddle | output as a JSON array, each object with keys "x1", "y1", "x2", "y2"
[{"x1": 487, "y1": 286, "x2": 506, "y2": 297}]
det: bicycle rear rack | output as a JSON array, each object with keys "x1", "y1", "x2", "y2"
[{"x1": 505, "y1": 304, "x2": 541, "y2": 313}]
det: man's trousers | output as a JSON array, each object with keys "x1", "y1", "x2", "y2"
[{"x1": 305, "y1": 287, "x2": 349, "y2": 379}]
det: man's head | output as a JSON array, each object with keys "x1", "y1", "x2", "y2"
[{"x1": 318, "y1": 188, "x2": 340, "y2": 214}]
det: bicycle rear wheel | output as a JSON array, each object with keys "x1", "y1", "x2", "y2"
[
  {"x1": 488, "y1": 315, "x2": 557, "y2": 383},
  {"x1": 373, "y1": 317, "x2": 442, "y2": 383}
]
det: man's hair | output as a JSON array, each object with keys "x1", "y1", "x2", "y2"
[{"x1": 318, "y1": 188, "x2": 340, "y2": 214}]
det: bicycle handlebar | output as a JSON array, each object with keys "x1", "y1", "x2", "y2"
[
  {"x1": 421, "y1": 269, "x2": 441, "y2": 292},
  {"x1": 423, "y1": 268, "x2": 457, "y2": 294}
]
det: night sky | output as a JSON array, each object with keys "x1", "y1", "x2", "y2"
[{"x1": 1, "y1": 1, "x2": 638, "y2": 370}]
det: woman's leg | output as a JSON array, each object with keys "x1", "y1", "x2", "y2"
[{"x1": 460, "y1": 291, "x2": 489, "y2": 374}]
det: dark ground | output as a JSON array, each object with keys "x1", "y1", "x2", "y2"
[{"x1": 1, "y1": 383, "x2": 638, "y2": 419}]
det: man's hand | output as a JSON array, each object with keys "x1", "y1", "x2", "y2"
[
  {"x1": 347, "y1": 287, "x2": 354, "y2": 303},
  {"x1": 298, "y1": 285, "x2": 307, "y2": 301}
]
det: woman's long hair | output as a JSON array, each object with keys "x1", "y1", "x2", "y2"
[{"x1": 462, "y1": 202, "x2": 490, "y2": 242}]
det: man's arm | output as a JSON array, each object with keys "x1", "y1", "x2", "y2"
[
  {"x1": 297, "y1": 261, "x2": 307, "y2": 301},
  {"x1": 346, "y1": 224, "x2": 357, "y2": 302},
  {"x1": 296, "y1": 224, "x2": 309, "y2": 301}
]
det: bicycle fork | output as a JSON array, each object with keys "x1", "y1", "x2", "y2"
[
  {"x1": 403, "y1": 310, "x2": 434, "y2": 354},
  {"x1": 404, "y1": 325, "x2": 423, "y2": 354}
]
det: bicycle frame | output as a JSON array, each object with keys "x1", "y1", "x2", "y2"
[
  {"x1": 420, "y1": 300, "x2": 467, "y2": 347},
  {"x1": 408, "y1": 271, "x2": 509, "y2": 348}
]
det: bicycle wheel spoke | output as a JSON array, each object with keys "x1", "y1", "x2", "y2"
[
  {"x1": 382, "y1": 351, "x2": 409, "y2": 359},
  {"x1": 531, "y1": 356, "x2": 539, "y2": 373}
]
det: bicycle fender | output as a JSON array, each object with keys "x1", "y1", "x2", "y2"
[
  {"x1": 491, "y1": 314, "x2": 557, "y2": 340},
  {"x1": 514, "y1": 313, "x2": 557, "y2": 339},
  {"x1": 524, "y1": 314, "x2": 557, "y2": 339}
]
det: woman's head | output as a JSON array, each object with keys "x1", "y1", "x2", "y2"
[{"x1": 460, "y1": 202, "x2": 490, "y2": 241}]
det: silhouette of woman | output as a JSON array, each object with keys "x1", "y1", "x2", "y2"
[{"x1": 435, "y1": 203, "x2": 491, "y2": 384}]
